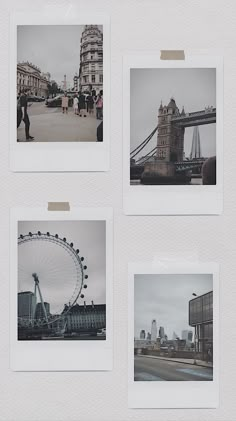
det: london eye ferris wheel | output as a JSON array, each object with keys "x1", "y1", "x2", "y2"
[{"x1": 18, "y1": 230, "x2": 88, "y2": 328}]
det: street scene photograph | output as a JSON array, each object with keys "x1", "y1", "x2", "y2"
[
  {"x1": 17, "y1": 220, "x2": 106, "y2": 341},
  {"x1": 130, "y1": 68, "x2": 216, "y2": 185},
  {"x1": 134, "y1": 273, "x2": 213, "y2": 381},
  {"x1": 17, "y1": 25, "x2": 103, "y2": 142}
]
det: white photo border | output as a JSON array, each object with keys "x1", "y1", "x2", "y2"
[
  {"x1": 123, "y1": 54, "x2": 223, "y2": 215},
  {"x1": 10, "y1": 12, "x2": 110, "y2": 172},
  {"x1": 128, "y1": 261, "x2": 219, "y2": 408},
  {"x1": 10, "y1": 206, "x2": 113, "y2": 371}
]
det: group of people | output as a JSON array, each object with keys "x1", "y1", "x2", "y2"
[
  {"x1": 62, "y1": 90, "x2": 103, "y2": 120},
  {"x1": 17, "y1": 89, "x2": 34, "y2": 141}
]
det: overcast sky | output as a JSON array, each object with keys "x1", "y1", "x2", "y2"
[
  {"x1": 17, "y1": 25, "x2": 102, "y2": 87},
  {"x1": 134, "y1": 274, "x2": 213, "y2": 339},
  {"x1": 130, "y1": 68, "x2": 216, "y2": 159},
  {"x1": 18, "y1": 221, "x2": 106, "y2": 314}
]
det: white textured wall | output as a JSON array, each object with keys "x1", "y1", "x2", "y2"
[{"x1": 1, "y1": 0, "x2": 236, "y2": 420}]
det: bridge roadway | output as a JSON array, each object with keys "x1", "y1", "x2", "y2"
[
  {"x1": 172, "y1": 108, "x2": 216, "y2": 128},
  {"x1": 134, "y1": 355, "x2": 213, "y2": 381}
]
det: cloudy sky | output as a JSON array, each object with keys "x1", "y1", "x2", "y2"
[
  {"x1": 18, "y1": 220, "x2": 106, "y2": 314},
  {"x1": 17, "y1": 25, "x2": 102, "y2": 87},
  {"x1": 130, "y1": 68, "x2": 216, "y2": 159},
  {"x1": 134, "y1": 274, "x2": 213, "y2": 339}
]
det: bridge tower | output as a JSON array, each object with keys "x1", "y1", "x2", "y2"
[
  {"x1": 190, "y1": 126, "x2": 202, "y2": 159},
  {"x1": 157, "y1": 98, "x2": 185, "y2": 162}
]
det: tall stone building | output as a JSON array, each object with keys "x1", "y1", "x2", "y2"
[
  {"x1": 157, "y1": 98, "x2": 185, "y2": 162},
  {"x1": 17, "y1": 62, "x2": 50, "y2": 97},
  {"x1": 79, "y1": 25, "x2": 103, "y2": 93}
]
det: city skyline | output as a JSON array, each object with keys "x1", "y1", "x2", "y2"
[
  {"x1": 130, "y1": 68, "x2": 216, "y2": 159},
  {"x1": 17, "y1": 25, "x2": 103, "y2": 86},
  {"x1": 18, "y1": 220, "x2": 106, "y2": 314},
  {"x1": 134, "y1": 274, "x2": 213, "y2": 339}
]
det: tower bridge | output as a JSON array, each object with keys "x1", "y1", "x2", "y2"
[{"x1": 130, "y1": 98, "x2": 216, "y2": 183}]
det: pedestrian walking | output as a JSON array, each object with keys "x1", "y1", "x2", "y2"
[
  {"x1": 78, "y1": 92, "x2": 86, "y2": 117},
  {"x1": 17, "y1": 94, "x2": 22, "y2": 128},
  {"x1": 86, "y1": 94, "x2": 94, "y2": 115},
  {"x1": 73, "y1": 94, "x2": 79, "y2": 115},
  {"x1": 96, "y1": 90, "x2": 103, "y2": 120},
  {"x1": 62, "y1": 92, "x2": 69, "y2": 114},
  {"x1": 20, "y1": 89, "x2": 34, "y2": 141}
]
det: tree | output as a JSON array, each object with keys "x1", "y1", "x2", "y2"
[{"x1": 47, "y1": 81, "x2": 58, "y2": 98}]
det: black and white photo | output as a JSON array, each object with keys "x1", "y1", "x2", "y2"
[
  {"x1": 134, "y1": 274, "x2": 213, "y2": 381},
  {"x1": 128, "y1": 262, "x2": 219, "y2": 408},
  {"x1": 17, "y1": 25, "x2": 103, "y2": 143},
  {"x1": 10, "y1": 207, "x2": 113, "y2": 371},
  {"x1": 10, "y1": 14, "x2": 110, "y2": 172},
  {"x1": 123, "y1": 55, "x2": 223, "y2": 215},
  {"x1": 18, "y1": 220, "x2": 106, "y2": 341},
  {"x1": 130, "y1": 68, "x2": 216, "y2": 186}
]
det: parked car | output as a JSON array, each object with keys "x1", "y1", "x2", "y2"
[
  {"x1": 46, "y1": 95, "x2": 73, "y2": 107},
  {"x1": 27, "y1": 95, "x2": 45, "y2": 102}
]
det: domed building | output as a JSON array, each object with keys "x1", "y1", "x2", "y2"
[{"x1": 79, "y1": 25, "x2": 103, "y2": 93}]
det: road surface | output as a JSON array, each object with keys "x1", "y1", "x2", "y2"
[
  {"x1": 134, "y1": 356, "x2": 213, "y2": 381},
  {"x1": 17, "y1": 102, "x2": 100, "y2": 142}
]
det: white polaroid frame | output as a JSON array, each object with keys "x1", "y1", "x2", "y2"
[
  {"x1": 10, "y1": 207, "x2": 113, "y2": 371},
  {"x1": 10, "y1": 11, "x2": 110, "y2": 172},
  {"x1": 123, "y1": 54, "x2": 223, "y2": 215},
  {"x1": 128, "y1": 261, "x2": 219, "y2": 408}
]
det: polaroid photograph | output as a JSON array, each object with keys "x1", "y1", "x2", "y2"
[
  {"x1": 128, "y1": 262, "x2": 219, "y2": 408},
  {"x1": 10, "y1": 207, "x2": 113, "y2": 371},
  {"x1": 123, "y1": 54, "x2": 223, "y2": 214},
  {"x1": 10, "y1": 12, "x2": 110, "y2": 171}
]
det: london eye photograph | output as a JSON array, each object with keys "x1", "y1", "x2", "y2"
[{"x1": 17, "y1": 220, "x2": 106, "y2": 341}]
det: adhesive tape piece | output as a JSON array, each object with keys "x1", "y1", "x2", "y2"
[
  {"x1": 160, "y1": 50, "x2": 185, "y2": 60},
  {"x1": 47, "y1": 202, "x2": 70, "y2": 211}
]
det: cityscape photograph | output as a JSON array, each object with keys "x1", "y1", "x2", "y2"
[
  {"x1": 17, "y1": 25, "x2": 103, "y2": 142},
  {"x1": 18, "y1": 220, "x2": 106, "y2": 340},
  {"x1": 134, "y1": 274, "x2": 213, "y2": 381},
  {"x1": 130, "y1": 68, "x2": 216, "y2": 185}
]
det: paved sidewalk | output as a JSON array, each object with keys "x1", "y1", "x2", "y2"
[
  {"x1": 17, "y1": 107, "x2": 99, "y2": 142},
  {"x1": 138, "y1": 354, "x2": 213, "y2": 368}
]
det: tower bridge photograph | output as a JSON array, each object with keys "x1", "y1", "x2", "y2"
[{"x1": 130, "y1": 68, "x2": 216, "y2": 185}]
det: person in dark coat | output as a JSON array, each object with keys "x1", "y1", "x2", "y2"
[
  {"x1": 86, "y1": 94, "x2": 94, "y2": 115},
  {"x1": 78, "y1": 92, "x2": 86, "y2": 117},
  {"x1": 20, "y1": 89, "x2": 34, "y2": 141},
  {"x1": 97, "y1": 121, "x2": 103, "y2": 142}
]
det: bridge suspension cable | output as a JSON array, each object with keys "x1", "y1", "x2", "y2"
[
  {"x1": 130, "y1": 126, "x2": 158, "y2": 159},
  {"x1": 135, "y1": 146, "x2": 158, "y2": 164}
]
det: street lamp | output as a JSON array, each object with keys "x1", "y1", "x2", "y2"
[{"x1": 192, "y1": 293, "x2": 198, "y2": 365}]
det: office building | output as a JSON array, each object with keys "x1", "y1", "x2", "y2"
[
  {"x1": 189, "y1": 291, "x2": 213, "y2": 354},
  {"x1": 18, "y1": 291, "x2": 36, "y2": 321},
  {"x1": 17, "y1": 62, "x2": 50, "y2": 97},
  {"x1": 140, "y1": 329, "x2": 145, "y2": 339},
  {"x1": 182, "y1": 329, "x2": 193, "y2": 342},
  {"x1": 151, "y1": 319, "x2": 157, "y2": 341},
  {"x1": 159, "y1": 326, "x2": 165, "y2": 339},
  {"x1": 35, "y1": 302, "x2": 50, "y2": 320}
]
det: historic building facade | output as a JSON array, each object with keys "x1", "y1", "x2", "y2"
[
  {"x1": 63, "y1": 301, "x2": 106, "y2": 332},
  {"x1": 157, "y1": 98, "x2": 185, "y2": 162},
  {"x1": 17, "y1": 62, "x2": 50, "y2": 97},
  {"x1": 79, "y1": 25, "x2": 103, "y2": 93}
]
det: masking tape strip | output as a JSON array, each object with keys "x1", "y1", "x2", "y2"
[
  {"x1": 160, "y1": 50, "x2": 185, "y2": 60},
  {"x1": 47, "y1": 202, "x2": 70, "y2": 211}
]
